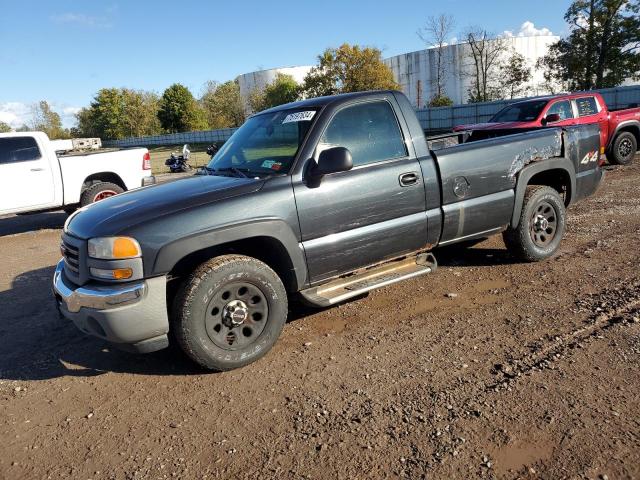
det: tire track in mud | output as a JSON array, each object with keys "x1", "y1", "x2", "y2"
[
  {"x1": 486, "y1": 279, "x2": 640, "y2": 392},
  {"x1": 400, "y1": 279, "x2": 640, "y2": 476}
]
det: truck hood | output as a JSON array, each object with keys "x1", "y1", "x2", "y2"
[
  {"x1": 66, "y1": 175, "x2": 266, "y2": 239},
  {"x1": 453, "y1": 121, "x2": 530, "y2": 131}
]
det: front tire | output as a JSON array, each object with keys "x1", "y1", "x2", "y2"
[
  {"x1": 609, "y1": 132, "x2": 637, "y2": 165},
  {"x1": 172, "y1": 255, "x2": 288, "y2": 371},
  {"x1": 503, "y1": 186, "x2": 566, "y2": 262}
]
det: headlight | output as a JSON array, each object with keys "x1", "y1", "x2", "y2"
[{"x1": 88, "y1": 237, "x2": 141, "y2": 260}]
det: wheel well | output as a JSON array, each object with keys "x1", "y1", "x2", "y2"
[
  {"x1": 82, "y1": 172, "x2": 127, "y2": 193},
  {"x1": 168, "y1": 236, "x2": 298, "y2": 293},
  {"x1": 614, "y1": 125, "x2": 640, "y2": 148},
  {"x1": 527, "y1": 169, "x2": 571, "y2": 205}
]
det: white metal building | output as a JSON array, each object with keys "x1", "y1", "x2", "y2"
[
  {"x1": 237, "y1": 65, "x2": 313, "y2": 113},
  {"x1": 384, "y1": 35, "x2": 560, "y2": 107}
]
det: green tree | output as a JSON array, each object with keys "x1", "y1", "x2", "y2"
[
  {"x1": 538, "y1": 0, "x2": 640, "y2": 90},
  {"x1": 30, "y1": 101, "x2": 69, "y2": 139},
  {"x1": 302, "y1": 44, "x2": 400, "y2": 98},
  {"x1": 250, "y1": 73, "x2": 301, "y2": 112},
  {"x1": 158, "y1": 83, "x2": 208, "y2": 133},
  {"x1": 428, "y1": 95, "x2": 454, "y2": 107},
  {"x1": 500, "y1": 51, "x2": 532, "y2": 99},
  {"x1": 76, "y1": 88, "x2": 163, "y2": 139},
  {"x1": 201, "y1": 80, "x2": 246, "y2": 128},
  {"x1": 0, "y1": 121, "x2": 12, "y2": 133}
]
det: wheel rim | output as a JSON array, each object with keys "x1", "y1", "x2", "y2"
[
  {"x1": 529, "y1": 201, "x2": 558, "y2": 248},
  {"x1": 93, "y1": 190, "x2": 117, "y2": 202},
  {"x1": 618, "y1": 138, "x2": 633, "y2": 159},
  {"x1": 204, "y1": 281, "x2": 269, "y2": 351}
]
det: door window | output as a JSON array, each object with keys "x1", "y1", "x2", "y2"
[
  {"x1": 318, "y1": 101, "x2": 406, "y2": 167},
  {"x1": 575, "y1": 97, "x2": 599, "y2": 117},
  {"x1": 0, "y1": 137, "x2": 42, "y2": 164},
  {"x1": 546, "y1": 100, "x2": 574, "y2": 121}
]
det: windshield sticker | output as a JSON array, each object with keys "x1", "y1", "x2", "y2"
[
  {"x1": 282, "y1": 111, "x2": 316, "y2": 124},
  {"x1": 261, "y1": 160, "x2": 276, "y2": 169}
]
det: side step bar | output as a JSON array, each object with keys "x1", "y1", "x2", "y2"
[{"x1": 300, "y1": 253, "x2": 437, "y2": 307}]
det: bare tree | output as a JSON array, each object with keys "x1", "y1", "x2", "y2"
[
  {"x1": 463, "y1": 27, "x2": 508, "y2": 102},
  {"x1": 418, "y1": 14, "x2": 455, "y2": 105}
]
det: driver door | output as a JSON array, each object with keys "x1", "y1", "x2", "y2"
[{"x1": 293, "y1": 99, "x2": 428, "y2": 284}]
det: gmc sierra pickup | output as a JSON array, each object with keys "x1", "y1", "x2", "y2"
[
  {"x1": 53, "y1": 91, "x2": 604, "y2": 371},
  {"x1": 453, "y1": 92, "x2": 640, "y2": 165}
]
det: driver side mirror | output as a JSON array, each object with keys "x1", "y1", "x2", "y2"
[
  {"x1": 542, "y1": 113, "x2": 561, "y2": 125},
  {"x1": 312, "y1": 147, "x2": 353, "y2": 177}
]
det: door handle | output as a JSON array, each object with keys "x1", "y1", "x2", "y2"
[
  {"x1": 30, "y1": 168, "x2": 44, "y2": 172},
  {"x1": 399, "y1": 172, "x2": 419, "y2": 186}
]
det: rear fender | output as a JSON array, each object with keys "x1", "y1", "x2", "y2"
[{"x1": 511, "y1": 158, "x2": 576, "y2": 229}]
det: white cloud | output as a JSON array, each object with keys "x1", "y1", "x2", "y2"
[
  {"x1": 0, "y1": 102, "x2": 30, "y2": 129},
  {"x1": 50, "y1": 13, "x2": 112, "y2": 28},
  {"x1": 503, "y1": 21, "x2": 554, "y2": 38},
  {"x1": 0, "y1": 102, "x2": 81, "y2": 130}
]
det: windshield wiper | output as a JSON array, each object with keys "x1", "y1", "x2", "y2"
[{"x1": 207, "y1": 166, "x2": 250, "y2": 178}]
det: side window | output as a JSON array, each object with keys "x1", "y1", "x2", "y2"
[
  {"x1": 546, "y1": 100, "x2": 574, "y2": 121},
  {"x1": 319, "y1": 101, "x2": 406, "y2": 167},
  {"x1": 575, "y1": 97, "x2": 599, "y2": 117},
  {"x1": 0, "y1": 137, "x2": 42, "y2": 164}
]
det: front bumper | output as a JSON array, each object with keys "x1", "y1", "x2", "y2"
[{"x1": 53, "y1": 259, "x2": 169, "y2": 353}]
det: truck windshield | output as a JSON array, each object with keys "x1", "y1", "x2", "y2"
[
  {"x1": 207, "y1": 108, "x2": 318, "y2": 176},
  {"x1": 490, "y1": 100, "x2": 548, "y2": 122}
]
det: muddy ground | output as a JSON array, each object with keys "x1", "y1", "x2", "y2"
[{"x1": 1, "y1": 158, "x2": 639, "y2": 480}]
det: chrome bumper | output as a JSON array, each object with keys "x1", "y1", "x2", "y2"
[
  {"x1": 52, "y1": 259, "x2": 169, "y2": 353},
  {"x1": 53, "y1": 259, "x2": 145, "y2": 313}
]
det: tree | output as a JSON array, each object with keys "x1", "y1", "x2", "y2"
[
  {"x1": 121, "y1": 90, "x2": 162, "y2": 137},
  {"x1": 538, "y1": 0, "x2": 640, "y2": 90},
  {"x1": 30, "y1": 101, "x2": 69, "y2": 139},
  {"x1": 201, "y1": 80, "x2": 246, "y2": 128},
  {"x1": 158, "y1": 83, "x2": 208, "y2": 133},
  {"x1": 418, "y1": 14, "x2": 456, "y2": 106},
  {"x1": 463, "y1": 28, "x2": 508, "y2": 102},
  {"x1": 500, "y1": 51, "x2": 532, "y2": 98},
  {"x1": 76, "y1": 88, "x2": 162, "y2": 139},
  {"x1": 250, "y1": 73, "x2": 301, "y2": 112},
  {"x1": 0, "y1": 121, "x2": 11, "y2": 133},
  {"x1": 302, "y1": 44, "x2": 400, "y2": 98}
]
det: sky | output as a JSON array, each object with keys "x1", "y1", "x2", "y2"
[{"x1": 0, "y1": 0, "x2": 574, "y2": 128}]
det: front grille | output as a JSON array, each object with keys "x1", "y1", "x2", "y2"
[
  {"x1": 62, "y1": 241, "x2": 80, "y2": 273},
  {"x1": 61, "y1": 233, "x2": 86, "y2": 285}
]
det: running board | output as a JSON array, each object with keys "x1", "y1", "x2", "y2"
[{"x1": 300, "y1": 253, "x2": 437, "y2": 307}]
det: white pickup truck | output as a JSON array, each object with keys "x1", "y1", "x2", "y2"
[{"x1": 0, "y1": 132, "x2": 155, "y2": 216}]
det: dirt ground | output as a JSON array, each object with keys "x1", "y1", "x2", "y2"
[{"x1": 1, "y1": 157, "x2": 639, "y2": 480}]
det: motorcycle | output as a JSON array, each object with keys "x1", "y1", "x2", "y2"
[
  {"x1": 206, "y1": 143, "x2": 219, "y2": 157},
  {"x1": 165, "y1": 144, "x2": 192, "y2": 173}
]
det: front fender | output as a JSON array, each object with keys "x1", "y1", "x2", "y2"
[{"x1": 152, "y1": 218, "x2": 308, "y2": 290}]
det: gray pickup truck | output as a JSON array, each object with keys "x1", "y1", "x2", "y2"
[{"x1": 53, "y1": 90, "x2": 604, "y2": 371}]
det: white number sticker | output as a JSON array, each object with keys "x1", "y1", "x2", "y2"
[{"x1": 282, "y1": 111, "x2": 316, "y2": 124}]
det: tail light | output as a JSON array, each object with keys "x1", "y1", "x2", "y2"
[{"x1": 142, "y1": 152, "x2": 151, "y2": 170}]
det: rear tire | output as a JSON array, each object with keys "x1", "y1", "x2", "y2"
[
  {"x1": 609, "y1": 131, "x2": 637, "y2": 165},
  {"x1": 503, "y1": 186, "x2": 566, "y2": 262},
  {"x1": 80, "y1": 181, "x2": 124, "y2": 207},
  {"x1": 172, "y1": 254, "x2": 288, "y2": 371}
]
